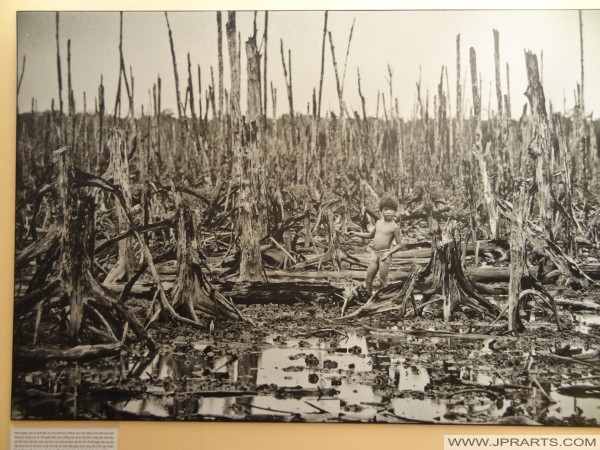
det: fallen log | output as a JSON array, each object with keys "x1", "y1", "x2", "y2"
[
  {"x1": 217, "y1": 280, "x2": 344, "y2": 305},
  {"x1": 556, "y1": 385, "x2": 600, "y2": 397},
  {"x1": 274, "y1": 387, "x2": 339, "y2": 398},
  {"x1": 265, "y1": 264, "x2": 600, "y2": 282},
  {"x1": 347, "y1": 240, "x2": 508, "y2": 261},
  {"x1": 101, "y1": 264, "x2": 600, "y2": 300},
  {"x1": 175, "y1": 389, "x2": 258, "y2": 398},
  {"x1": 556, "y1": 298, "x2": 600, "y2": 312},
  {"x1": 14, "y1": 343, "x2": 122, "y2": 363},
  {"x1": 538, "y1": 353, "x2": 600, "y2": 369}
]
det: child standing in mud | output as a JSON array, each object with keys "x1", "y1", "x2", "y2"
[{"x1": 348, "y1": 197, "x2": 403, "y2": 293}]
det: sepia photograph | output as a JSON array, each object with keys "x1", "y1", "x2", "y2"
[{"x1": 12, "y1": 9, "x2": 600, "y2": 425}]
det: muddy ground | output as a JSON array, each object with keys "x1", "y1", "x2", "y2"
[{"x1": 11, "y1": 275, "x2": 600, "y2": 425}]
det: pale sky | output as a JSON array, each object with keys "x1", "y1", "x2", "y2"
[{"x1": 16, "y1": 10, "x2": 600, "y2": 119}]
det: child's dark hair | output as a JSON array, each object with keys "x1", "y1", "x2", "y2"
[{"x1": 379, "y1": 197, "x2": 398, "y2": 211}]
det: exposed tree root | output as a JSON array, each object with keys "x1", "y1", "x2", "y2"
[
  {"x1": 498, "y1": 197, "x2": 594, "y2": 288},
  {"x1": 291, "y1": 207, "x2": 365, "y2": 271},
  {"x1": 168, "y1": 202, "x2": 251, "y2": 325},
  {"x1": 14, "y1": 147, "x2": 156, "y2": 352},
  {"x1": 340, "y1": 221, "x2": 502, "y2": 321}
]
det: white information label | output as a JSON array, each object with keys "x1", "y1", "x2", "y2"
[{"x1": 11, "y1": 428, "x2": 117, "y2": 450}]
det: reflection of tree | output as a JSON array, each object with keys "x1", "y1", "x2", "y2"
[
  {"x1": 395, "y1": 365, "x2": 430, "y2": 391},
  {"x1": 235, "y1": 352, "x2": 260, "y2": 386},
  {"x1": 171, "y1": 397, "x2": 199, "y2": 419},
  {"x1": 129, "y1": 352, "x2": 206, "y2": 381}
]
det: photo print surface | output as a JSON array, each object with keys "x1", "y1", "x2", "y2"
[{"x1": 12, "y1": 9, "x2": 600, "y2": 424}]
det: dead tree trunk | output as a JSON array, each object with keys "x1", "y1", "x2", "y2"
[
  {"x1": 493, "y1": 29, "x2": 503, "y2": 119},
  {"x1": 262, "y1": 11, "x2": 269, "y2": 123},
  {"x1": 280, "y1": 39, "x2": 295, "y2": 152},
  {"x1": 507, "y1": 182, "x2": 529, "y2": 332},
  {"x1": 497, "y1": 197, "x2": 592, "y2": 288},
  {"x1": 117, "y1": 12, "x2": 134, "y2": 118},
  {"x1": 67, "y1": 39, "x2": 75, "y2": 117},
  {"x1": 471, "y1": 47, "x2": 498, "y2": 240},
  {"x1": 524, "y1": 50, "x2": 553, "y2": 241},
  {"x1": 15, "y1": 146, "x2": 156, "y2": 351},
  {"x1": 236, "y1": 33, "x2": 265, "y2": 282},
  {"x1": 424, "y1": 221, "x2": 500, "y2": 322},
  {"x1": 103, "y1": 129, "x2": 135, "y2": 284},
  {"x1": 17, "y1": 54, "x2": 26, "y2": 112},
  {"x1": 291, "y1": 202, "x2": 364, "y2": 271},
  {"x1": 473, "y1": 143, "x2": 499, "y2": 240},
  {"x1": 171, "y1": 202, "x2": 248, "y2": 322},
  {"x1": 96, "y1": 77, "x2": 105, "y2": 174},
  {"x1": 317, "y1": 11, "x2": 328, "y2": 119},
  {"x1": 579, "y1": 10, "x2": 585, "y2": 113},
  {"x1": 224, "y1": 13, "x2": 263, "y2": 282},
  {"x1": 56, "y1": 149, "x2": 84, "y2": 341},
  {"x1": 165, "y1": 12, "x2": 183, "y2": 119},
  {"x1": 55, "y1": 13, "x2": 64, "y2": 122},
  {"x1": 217, "y1": 11, "x2": 224, "y2": 117},
  {"x1": 226, "y1": 12, "x2": 241, "y2": 119},
  {"x1": 328, "y1": 31, "x2": 346, "y2": 119}
]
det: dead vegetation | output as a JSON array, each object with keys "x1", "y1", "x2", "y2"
[{"x1": 11, "y1": 11, "x2": 600, "y2": 423}]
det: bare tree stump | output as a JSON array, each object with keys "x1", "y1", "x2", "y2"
[
  {"x1": 171, "y1": 202, "x2": 249, "y2": 322},
  {"x1": 290, "y1": 205, "x2": 364, "y2": 271},
  {"x1": 342, "y1": 221, "x2": 501, "y2": 321},
  {"x1": 497, "y1": 197, "x2": 593, "y2": 288},
  {"x1": 14, "y1": 146, "x2": 156, "y2": 351}
]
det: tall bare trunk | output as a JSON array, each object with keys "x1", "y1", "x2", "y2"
[
  {"x1": 67, "y1": 39, "x2": 75, "y2": 116},
  {"x1": 471, "y1": 47, "x2": 498, "y2": 240},
  {"x1": 524, "y1": 50, "x2": 553, "y2": 241},
  {"x1": 226, "y1": 12, "x2": 263, "y2": 282},
  {"x1": 103, "y1": 130, "x2": 135, "y2": 284},
  {"x1": 117, "y1": 13, "x2": 134, "y2": 118},
  {"x1": 280, "y1": 39, "x2": 295, "y2": 151},
  {"x1": 217, "y1": 12, "x2": 224, "y2": 117},
  {"x1": 262, "y1": 11, "x2": 269, "y2": 122},
  {"x1": 238, "y1": 33, "x2": 264, "y2": 282},
  {"x1": 328, "y1": 31, "x2": 345, "y2": 119},
  {"x1": 96, "y1": 76, "x2": 105, "y2": 173},
  {"x1": 165, "y1": 12, "x2": 183, "y2": 119},
  {"x1": 55, "y1": 12, "x2": 64, "y2": 140},
  {"x1": 226, "y1": 13, "x2": 241, "y2": 119},
  {"x1": 579, "y1": 10, "x2": 585, "y2": 112},
  {"x1": 493, "y1": 29, "x2": 503, "y2": 119},
  {"x1": 505, "y1": 62, "x2": 512, "y2": 122}
]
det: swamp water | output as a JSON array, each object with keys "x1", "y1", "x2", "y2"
[{"x1": 12, "y1": 329, "x2": 600, "y2": 423}]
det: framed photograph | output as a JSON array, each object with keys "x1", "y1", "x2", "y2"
[{"x1": 11, "y1": 8, "x2": 600, "y2": 428}]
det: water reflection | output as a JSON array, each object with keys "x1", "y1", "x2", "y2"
[
  {"x1": 12, "y1": 328, "x2": 600, "y2": 423},
  {"x1": 110, "y1": 331, "x2": 387, "y2": 421},
  {"x1": 548, "y1": 390, "x2": 600, "y2": 421},
  {"x1": 390, "y1": 361, "x2": 430, "y2": 391},
  {"x1": 574, "y1": 313, "x2": 600, "y2": 334},
  {"x1": 391, "y1": 397, "x2": 446, "y2": 422}
]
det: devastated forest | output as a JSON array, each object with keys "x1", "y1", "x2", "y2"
[{"x1": 12, "y1": 11, "x2": 600, "y2": 424}]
